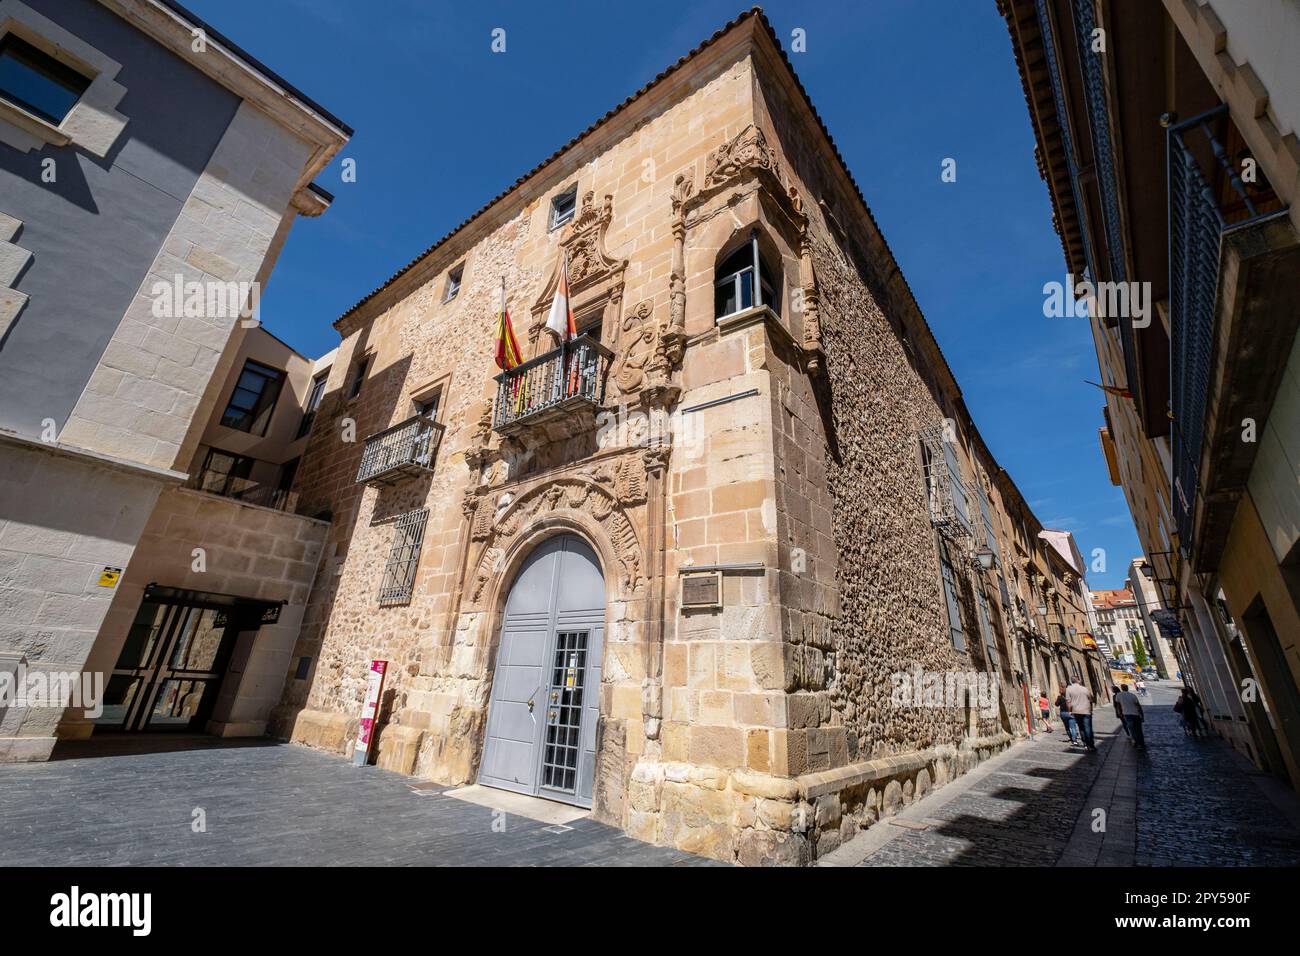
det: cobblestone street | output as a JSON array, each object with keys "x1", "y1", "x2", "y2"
[
  {"x1": 828, "y1": 683, "x2": 1300, "y2": 867},
  {"x1": 2, "y1": 684, "x2": 1297, "y2": 867}
]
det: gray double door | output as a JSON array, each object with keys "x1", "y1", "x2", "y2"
[{"x1": 480, "y1": 534, "x2": 605, "y2": 807}]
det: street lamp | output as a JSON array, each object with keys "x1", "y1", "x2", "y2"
[
  {"x1": 1037, "y1": 602, "x2": 1048, "y2": 617},
  {"x1": 971, "y1": 547, "x2": 996, "y2": 571}
]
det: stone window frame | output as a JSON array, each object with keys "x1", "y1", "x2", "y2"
[
  {"x1": 548, "y1": 184, "x2": 577, "y2": 231},
  {"x1": 713, "y1": 233, "x2": 783, "y2": 323},
  {"x1": 0, "y1": 0, "x2": 129, "y2": 157},
  {"x1": 442, "y1": 262, "x2": 464, "y2": 303},
  {"x1": 377, "y1": 508, "x2": 429, "y2": 607},
  {"x1": 345, "y1": 350, "x2": 373, "y2": 403},
  {"x1": 408, "y1": 369, "x2": 451, "y2": 422}
]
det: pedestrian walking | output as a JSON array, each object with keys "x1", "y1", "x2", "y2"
[
  {"x1": 1136, "y1": 678, "x2": 1147, "y2": 697},
  {"x1": 1055, "y1": 687, "x2": 1076, "y2": 744},
  {"x1": 1114, "y1": 683, "x2": 1146, "y2": 749},
  {"x1": 1112, "y1": 687, "x2": 1130, "y2": 737},
  {"x1": 1037, "y1": 691, "x2": 1053, "y2": 733},
  {"x1": 1065, "y1": 678, "x2": 1097, "y2": 751},
  {"x1": 1175, "y1": 687, "x2": 1204, "y2": 737}
]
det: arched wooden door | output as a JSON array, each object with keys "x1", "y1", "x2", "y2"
[{"x1": 479, "y1": 534, "x2": 605, "y2": 807}]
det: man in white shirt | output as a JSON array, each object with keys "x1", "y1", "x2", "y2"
[
  {"x1": 1114, "y1": 684, "x2": 1146, "y2": 749},
  {"x1": 1064, "y1": 679, "x2": 1096, "y2": 751}
]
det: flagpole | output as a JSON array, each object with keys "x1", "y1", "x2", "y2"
[{"x1": 562, "y1": 248, "x2": 579, "y2": 397}]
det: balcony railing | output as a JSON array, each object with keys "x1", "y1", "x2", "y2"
[
  {"x1": 356, "y1": 414, "x2": 444, "y2": 485},
  {"x1": 188, "y1": 472, "x2": 297, "y2": 513},
  {"x1": 1167, "y1": 105, "x2": 1286, "y2": 556},
  {"x1": 493, "y1": 334, "x2": 612, "y2": 434}
]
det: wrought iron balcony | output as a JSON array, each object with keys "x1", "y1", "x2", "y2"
[
  {"x1": 1167, "y1": 105, "x2": 1286, "y2": 556},
  {"x1": 356, "y1": 414, "x2": 444, "y2": 485},
  {"x1": 493, "y1": 334, "x2": 612, "y2": 435}
]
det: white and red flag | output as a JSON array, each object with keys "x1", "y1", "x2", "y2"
[{"x1": 545, "y1": 252, "x2": 577, "y2": 341}]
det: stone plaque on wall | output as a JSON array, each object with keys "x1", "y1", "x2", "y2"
[{"x1": 680, "y1": 571, "x2": 722, "y2": 610}]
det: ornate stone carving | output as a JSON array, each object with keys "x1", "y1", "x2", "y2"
[
  {"x1": 642, "y1": 444, "x2": 670, "y2": 478},
  {"x1": 613, "y1": 455, "x2": 647, "y2": 505},
  {"x1": 703, "y1": 124, "x2": 780, "y2": 191},
  {"x1": 670, "y1": 170, "x2": 695, "y2": 221},
  {"x1": 471, "y1": 497, "x2": 495, "y2": 541},
  {"x1": 467, "y1": 467, "x2": 648, "y2": 601},
  {"x1": 663, "y1": 172, "x2": 694, "y2": 372},
  {"x1": 530, "y1": 192, "x2": 627, "y2": 347},
  {"x1": 791, "y1": 186, "x2": 823, "y2": 374},
  {"x1": 471, "y1": 547, "x2": 505, "y2": 602},
  {"x1": 612, "y1": 299, "x2": 656, "y2": 395}
]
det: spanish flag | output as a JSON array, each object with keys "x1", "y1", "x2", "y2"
[{"x1": 495, "y1": 277, "x2": 522, "y2": 371}]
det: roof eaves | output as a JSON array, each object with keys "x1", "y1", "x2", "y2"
[{"x1": 333, "y1": 7, "x2": 764, "y2": 330}]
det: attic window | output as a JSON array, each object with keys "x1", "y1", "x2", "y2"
[{"x1": 550, "y1": 187, "x2": 577, "y2": 230}]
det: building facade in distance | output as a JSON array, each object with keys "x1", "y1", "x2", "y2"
[{"x1": 1000, "y1": 0, "x2": 1300, "y2": 790}]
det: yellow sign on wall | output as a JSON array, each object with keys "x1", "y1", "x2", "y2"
[{"x1": 97, "y1": 567, "x2": 122, "y2": 588}]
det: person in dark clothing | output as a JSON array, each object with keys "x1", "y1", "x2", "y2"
[
  {"x1": 1175, "y1": 687, "x2": 1204, "y2": 737},
  {"x1": 1113, "y1": 687, "x2": 1130, "y2": 737},
  {"x1": 1055, "y1": 687, "x2": 1076, "y2": 744},
  {"x1": 1115, "y1": 684, "x2": 1146, "y2": 749}
]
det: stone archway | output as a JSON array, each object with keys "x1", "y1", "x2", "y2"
[{"x1": 454, "y1": 460, "x2": 653, "y2": 820}]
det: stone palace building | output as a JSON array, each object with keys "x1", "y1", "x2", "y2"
[
  {"x1": 2, "y1": 6, "x2": 1108, "y2": 865},
  {"x1": 270, "y1": 10, "x2": 1105, "y2": 863}
]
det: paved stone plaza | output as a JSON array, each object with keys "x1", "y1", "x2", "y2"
[
  {"x1": 826, "y1": 683, "x2": 1300, "y2": 867},
  {"x1": 0, "y1": 739, "x2": 715, "y2": 867}
]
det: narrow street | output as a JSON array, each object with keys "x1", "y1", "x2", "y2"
[
  {"x1": 2, "y1": 683, "x2": 1295, "y2": 867},
  {"x1": 825, "y1": 683, "x2": 1300, "y2": 867}
]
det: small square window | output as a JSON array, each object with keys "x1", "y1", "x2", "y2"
[
  {"x1": 413, "y1": 387, "x2": 441, "y2": 421},
  {"x1": 0, "y1": 34, "x2": 91, "y2": 126},
  {"x1": 550, "y1": 187, "x2": 577, "y2": 230},
  {"x1": 444, "y1": 265, "x2": 463, "y2": 302}
]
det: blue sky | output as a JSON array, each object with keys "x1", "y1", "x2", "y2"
[{"x1": 182, "y1": 0, "x2": 1142, "y2": 588}]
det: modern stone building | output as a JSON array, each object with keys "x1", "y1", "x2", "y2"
[
  {"x1": 0, "y1": 0, "x2": 349, "y2": 758},
  {"x1": 270, "y1": 9, "x2": 1087, "y2": 864},
  {"x1": 1001, "y1": 0, "x2": 1300, "y2": 789}
]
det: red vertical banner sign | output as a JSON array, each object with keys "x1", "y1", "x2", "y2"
[{"x1": 352, "y1": 659, "x2": 388, "y2": 767}]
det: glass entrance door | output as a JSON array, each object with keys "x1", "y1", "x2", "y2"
[{"x1": 97, "y1": 600, "x2": 241, "y2": 732}]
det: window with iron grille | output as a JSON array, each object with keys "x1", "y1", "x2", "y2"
[{"x1": 378, "y1": 509, "x2": 427, "y2": 606}]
